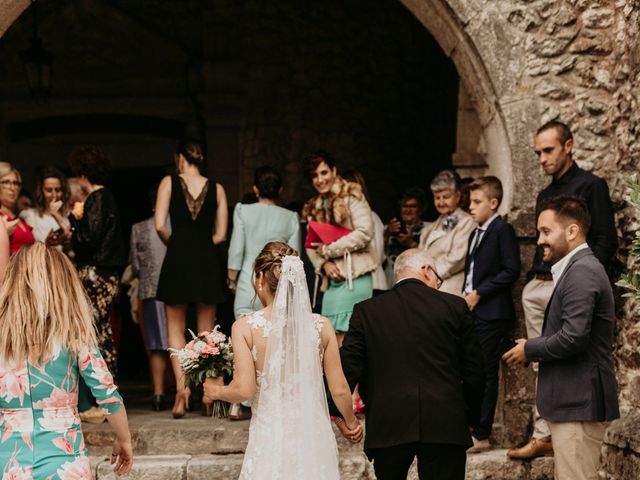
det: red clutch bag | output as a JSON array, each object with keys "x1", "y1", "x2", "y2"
[{"x1": 304, "y1": 220, "x2": 352, "y2": 248}]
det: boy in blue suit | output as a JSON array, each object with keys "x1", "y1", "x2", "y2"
[{"x1": 463, "y1": 176, "x2": 521, "y2": 451}]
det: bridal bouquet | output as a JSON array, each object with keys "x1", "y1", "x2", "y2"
[{"x1": 169, "y1": 326, "x2": 233, "y2": 417}]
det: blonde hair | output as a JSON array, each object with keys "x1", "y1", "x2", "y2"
[
  {"x1": 0, "y1": 162, "x2": 21, "y2": 182},
  {"x1": 0, "y1": 243, "x2": 97, "y2": 364}
]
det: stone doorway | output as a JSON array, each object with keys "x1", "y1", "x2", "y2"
[
  {"x1": 0, "y1": 0, "x2": 519, "y2": 442},
  {"x1": 0, "y1": 0, "x2": 490, "y2": 223}
]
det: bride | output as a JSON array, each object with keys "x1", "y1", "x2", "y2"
[{"x1": 203, "y1": 241, "x2": 362, "y2": 479}]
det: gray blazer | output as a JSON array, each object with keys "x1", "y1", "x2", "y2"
[
  {"x1": 525, "y1": 247, "x2": 619, "y2": 422},
  {"x1": 130, "y1": 217, "x2": 168, "y2": 300}
]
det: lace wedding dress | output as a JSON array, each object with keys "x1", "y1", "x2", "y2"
[{"x1": 239, "y1": 256, "x2": 340, "y2": 479}]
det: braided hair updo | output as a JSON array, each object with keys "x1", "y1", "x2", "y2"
[{"x1": 253, "y1": 241, "x2": 298, "y2": 294}]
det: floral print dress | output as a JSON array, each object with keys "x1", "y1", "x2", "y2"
[{"x1": 0, "y1": 348, "x2": 123, "y2": 479}]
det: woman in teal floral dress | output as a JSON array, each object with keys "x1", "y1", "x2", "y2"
[{"x1": 0, "y1": 243, "x2": 133, "y2": 479}]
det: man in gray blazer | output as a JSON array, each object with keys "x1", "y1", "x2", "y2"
[{"x1": 503, "y1": 194, "x2": 619, "y2": 480}]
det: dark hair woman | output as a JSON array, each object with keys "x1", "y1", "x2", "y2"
[
  {"x1": 67, "y1": 144, "x2": 126, "y2": 423},
  {"x1": 301, "y1": 151, "x2": 379, "y2": 346},
  {"x1": 20, "y1": 167, "x2": 72, "y2": 253},
  {"x1": 154, "y1": 138, "x2": 229, "y2": 419},
  {"x1": 227, "y1": 165, "x2": 300, "y2": 319}
]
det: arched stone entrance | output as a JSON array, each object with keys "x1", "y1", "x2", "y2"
[{"x1": 3, "y1": 1, "x2": 640, "y2": 467}]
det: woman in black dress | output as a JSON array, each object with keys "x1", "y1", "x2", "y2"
[{"x1": 155, "y1": 139, "x2": 228, "y2": 418}]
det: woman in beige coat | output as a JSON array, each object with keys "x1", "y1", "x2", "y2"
[
  {"x1": 302, "y1": 151, "x2": 378, "y2": 345},
  {"x1": 419, "y1": 170, "x2": 476, "y2": 296}
]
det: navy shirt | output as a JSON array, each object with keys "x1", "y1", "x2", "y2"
[{"x1": 529, "y1": 162, "x2": 617, "y2": 276}]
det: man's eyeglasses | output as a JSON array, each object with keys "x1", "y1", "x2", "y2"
[
  {"x1": 0, "y1": 179, "x2": 22, "y2": 189},
  {"x1": 427, "y1": 265, "x2": 443, "y2": 290}
]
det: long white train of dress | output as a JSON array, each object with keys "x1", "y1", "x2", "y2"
[{"x1": 240, "y1": 308, "x2": 340, "y2": 480}]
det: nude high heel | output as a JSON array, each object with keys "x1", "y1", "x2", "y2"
[{"x1": 172, "y1": 389, "x2": 191, "y2": 419}]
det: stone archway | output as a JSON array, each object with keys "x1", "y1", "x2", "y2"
[
  {"x1": 1, "y1": 0, "x2": 521, "y2": 211},
  {"x1": 401, "y1": 0, "x2": 517, "y2": 213},
  {"x1": 3, "y1": 0, "x2": 640, "y2": 465}
]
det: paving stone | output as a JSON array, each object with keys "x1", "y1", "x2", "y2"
[
  {"x1": 186, "y1": 454, "x2": 244, "y2": 480},
  {"x1": 95, "y1": 455, "x2": 190, "y2": 480}
]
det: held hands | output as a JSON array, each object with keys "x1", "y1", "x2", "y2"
[
  {"x1": 464, "y1": 290, "x2": 480, "y2": 311},
  {"x1": 335, "y1": 417, "x2": 363, "y2": 444},
  {"x1": 111, "y1": 438, "x2": 133, "y2": 476},
  {"x1": 502, "y1": 339, "x2": 528, "y2": 367},
  {"x1": 202, "y1": 376, "x2": 225, "y2": 405}
]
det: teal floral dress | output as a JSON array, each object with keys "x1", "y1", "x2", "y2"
[{"x1": 0, "y1": 347, "x2": 123, "y2": 479}]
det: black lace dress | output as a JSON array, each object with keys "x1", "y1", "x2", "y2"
[{"x1": 156, "y1": 175, "x2": 225, "y2": 305}]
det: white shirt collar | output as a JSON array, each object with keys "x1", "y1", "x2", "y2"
[
  {"x1": 478, "y1": 212, "x2": 500, "y2": 231},
  {"x1": 550, "y1": 243, "x2": 589, "y2": 285}
]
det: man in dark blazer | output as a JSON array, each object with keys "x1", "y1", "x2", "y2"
[
  {"x1": 504, "y1": 195, "x2": 619, "y2": 480},
  {"x1": 462, "y1": 176, "x2": 521, "y2": 450},
  {"x1": 333, "y1": 248, "x2": 484, "y2": 480}
]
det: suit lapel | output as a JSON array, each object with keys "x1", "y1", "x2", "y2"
[
  {"x1": 469, "y1": 216, "x2": 501, "y2": 259},
  {"x1": 541, "y1": 247, "x2": 593, "y2": 333}
]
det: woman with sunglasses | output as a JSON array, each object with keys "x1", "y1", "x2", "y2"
[{"x1": 0, "y1": 162, "x2": 35, "y2": 254}]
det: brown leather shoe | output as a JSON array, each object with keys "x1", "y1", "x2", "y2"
[{"x1": 507, "y1": 438, "x2": 553, "y2": 459}]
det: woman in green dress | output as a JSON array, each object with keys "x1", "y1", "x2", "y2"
[
  {"x1": 302, "y1": 151, "x2": 379, "y2": 346},
  {"x1": 0, "y1": 243, "x2": 132, "y2": 479},
  {"x1": 227, "y1": 166, "x2": 300, "y2": 318}
]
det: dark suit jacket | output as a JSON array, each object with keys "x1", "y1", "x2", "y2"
[
  {"x1": 337, "y1": 279, "x2": 485, "y2": 450},
  {"x1": 525, "y1": 248, "x2": 619, "y2": 422},
  {"x1": 463, "y1": 215, "x2": 520, "y2": 321}
]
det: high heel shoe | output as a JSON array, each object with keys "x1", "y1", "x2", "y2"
[
  {"x1": 202, "y1": 403, "x2": 213, "y2": 417},
  {"x1": 172, "y1": 391, "x2": 190, "y2": 419},
  {"x1": 152, "y1": 394, "x2": 166, "y2": 412}
]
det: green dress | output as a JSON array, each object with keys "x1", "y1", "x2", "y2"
[
  {"x1": 228, "y1": 202, "x2": 301, "y2": 318},
  {"x1": 0, "y1": 347, "x2": 123, "y2": 479}
]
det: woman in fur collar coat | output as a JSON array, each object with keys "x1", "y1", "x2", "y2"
[{"x1": 302, "y1": 151, "x2": 378, "y2": 345}]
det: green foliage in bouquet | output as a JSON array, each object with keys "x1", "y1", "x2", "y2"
[
  {"x1": 169, "y1": 326, "x2": 234, "y2": 418},
  {"x1": 616, "y1": 175, "x2": 640, "y2": 302}
]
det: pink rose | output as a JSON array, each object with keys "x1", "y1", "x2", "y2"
[{"x1": 201, "y1": 345, "x2": 220, "y2": 356}]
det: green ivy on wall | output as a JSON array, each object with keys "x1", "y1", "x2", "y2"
[{"x1": 616, "y1": 176, "x2": 640, "y2": 302}]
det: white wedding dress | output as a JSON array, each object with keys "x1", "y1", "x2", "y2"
[{"x1": 239, "y1": 256, "x2": 340, "y2": 480}]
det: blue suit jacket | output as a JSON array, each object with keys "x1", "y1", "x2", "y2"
[{"x1": 463, "y1": 215, "x2": 520, "y2": 321}]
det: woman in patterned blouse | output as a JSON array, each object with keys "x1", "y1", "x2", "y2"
[{"x1": 0, "y1": 243, "x2": 132, "y2": 478}]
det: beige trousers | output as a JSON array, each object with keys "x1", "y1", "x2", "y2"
[
  {"x1": 548, "y1": 421, "x2": 608, "y2": 480},
  {"x1": 522, "y1": 277, "x2": 555, "y2": 440}
]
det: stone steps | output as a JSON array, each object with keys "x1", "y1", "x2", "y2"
[
  {"x1": 89, "y1": 451, "x2": 554, "y2": 480},
  {"x1": 84, "y1": 410, "x2": 554, "y2": 479}
]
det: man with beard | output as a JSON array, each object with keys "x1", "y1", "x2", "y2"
[
  {"x1": 503, "y1": 195, "x2": 619, "y2": 480},
  {"x1": 508, "y1": 120, "x2": 618, "y2": 460}
]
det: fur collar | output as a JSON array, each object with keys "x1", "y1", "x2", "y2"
[{"x1": 302, "y1": 177, "x2": 364, "y2": 225}]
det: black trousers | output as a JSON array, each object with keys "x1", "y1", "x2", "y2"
[
  {"x1": 368, "y1": 443, "x2": 467, "y2": 480},
  {"x1": 471, "y1": 317, "x2": 510, "y2": 440}
]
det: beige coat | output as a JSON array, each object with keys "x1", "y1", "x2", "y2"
[
  {"x1": 302, "y1": 177, "x2": 379, "y2": 293},
  {"x1": 419, "y1": 208, "x2": 476, "y2": 297}
]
